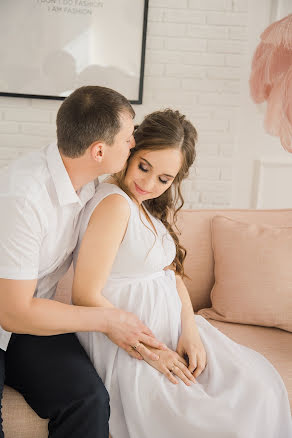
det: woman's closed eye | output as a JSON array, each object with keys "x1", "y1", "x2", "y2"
[{"x1": 138, "y1": 163, "x2": 169, "y2": 184}]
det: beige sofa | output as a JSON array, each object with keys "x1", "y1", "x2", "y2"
[{"x1": 2, "y1": 209, "x2": 292, "y2": 437}]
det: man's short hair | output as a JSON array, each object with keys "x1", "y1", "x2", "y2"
[{"x1": 56, "y1": 86, "x2": 135, "y2": 158}]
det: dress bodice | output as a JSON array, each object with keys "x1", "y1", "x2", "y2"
[{"x1": 74, "y1": 183, "x2": 176, "y2": 278}]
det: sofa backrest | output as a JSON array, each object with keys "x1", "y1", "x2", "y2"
[
  {"x1": 55, "y1": 209, "x2": 292, "y2": 311},
  {"x1": 176, "y1": 209, "x2": 292, "y2": 311}
]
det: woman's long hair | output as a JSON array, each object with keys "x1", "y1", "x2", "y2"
[{"x1": 113, "y1": 109, "x2": 197, "y2": 278}]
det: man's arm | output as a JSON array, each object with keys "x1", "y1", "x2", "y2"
[
  {"x1": 0, "y1": 277, "x2": 110, "y2": 335},
  {"x1": 0, "y1": 277, "x2": 164, "y2": 361}
]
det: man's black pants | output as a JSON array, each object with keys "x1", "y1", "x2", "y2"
[{"x1": 0, "y1": 333, "x2": 110, "y2": 437}]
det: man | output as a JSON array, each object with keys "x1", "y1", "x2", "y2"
[{"x1": 0, "y1": 86, "x2": 166, "y2": 437}]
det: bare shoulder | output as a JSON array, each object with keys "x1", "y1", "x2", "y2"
[{"x1": 89, "y1": 193, "x2": 131, "y2": 226}]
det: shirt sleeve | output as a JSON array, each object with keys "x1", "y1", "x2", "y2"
[{"x1": 0, "y1": 196, "x2": 43, "y2": 280}]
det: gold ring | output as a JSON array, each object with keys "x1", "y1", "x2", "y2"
[
  {"x1": 132, "y1": 342, "x2": 140, "y2": 350},
  {"x1": 170, "y1": 365, "x2": 175, "y2": 373}
]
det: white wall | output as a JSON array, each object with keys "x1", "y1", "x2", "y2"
[{"x1": 1, "y1": 0, "x2": 289, "y2": 209}]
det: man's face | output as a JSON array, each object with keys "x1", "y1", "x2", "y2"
[{"x1": 104, "y1": 111, "x2": 135, "y2": 174}]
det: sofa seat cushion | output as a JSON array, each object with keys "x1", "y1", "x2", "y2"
[
  {"x1": 2, "y1": 385, "x2": 48, "y2": 438},
  {"x1": 204, "y1": 317, "x2": 292, "y2": 412}
]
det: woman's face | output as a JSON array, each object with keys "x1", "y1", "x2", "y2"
[{"x1": 124, "y1": 148, "x2": 183, "y2": 204}]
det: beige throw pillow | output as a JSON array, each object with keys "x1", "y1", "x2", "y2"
[{"x1": 198, "y1": 215, "x2": 292, "y2": 332}]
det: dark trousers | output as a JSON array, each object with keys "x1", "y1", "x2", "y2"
[{"x1": 0, "y1": 333, "x2": 110, "y2": 437}]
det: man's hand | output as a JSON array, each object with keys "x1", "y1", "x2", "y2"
[{"x1": 105, "y1": 308, "x2": 167, "y2": 361}]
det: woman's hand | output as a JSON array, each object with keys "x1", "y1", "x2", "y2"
[
  {"x1": 177, "y1": 319, "x2": 207, "y2": 379},
  {"x1": 141, "y1": 345, "x2": 197, "y2": 386}
]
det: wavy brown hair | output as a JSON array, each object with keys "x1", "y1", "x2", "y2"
[{"x1": 113, "y1": 109, "x2": 197, "y2": 278}]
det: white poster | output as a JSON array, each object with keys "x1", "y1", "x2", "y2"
[{"x1": 0, "y1": 0, "x2": 148, "y2": 103}]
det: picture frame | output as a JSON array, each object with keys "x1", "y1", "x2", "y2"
[{"x1": 0, "y1": 0, "x2": 148, "y2": 104}]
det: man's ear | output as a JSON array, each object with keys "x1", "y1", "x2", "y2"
[{"x1": 90, "y1": 141, "x2": 105, "y2": 162}]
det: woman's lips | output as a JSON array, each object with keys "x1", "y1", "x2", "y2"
[{"x1": 134, "y1": 182, "x2": 149, "y2": 195}]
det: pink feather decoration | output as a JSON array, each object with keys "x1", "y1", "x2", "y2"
[{"x1": 249, "y1": 14, "x2": 292, "y2": 151}]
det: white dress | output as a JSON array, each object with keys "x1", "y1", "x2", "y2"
[{"x1": 75, "y1": 183, "x2": 292, "y2": 438}]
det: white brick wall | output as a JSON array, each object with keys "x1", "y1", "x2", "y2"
[{"x1": 0, "y1": 0, "x2": 249, "y2": 209}]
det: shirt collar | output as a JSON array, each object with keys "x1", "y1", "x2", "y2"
[{"x1": 46, "y1": 141, "x2": 96, "y2": 207}]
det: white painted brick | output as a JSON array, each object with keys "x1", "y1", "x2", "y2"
[
  {"x1": 198, "y1": 93, "x2": 239, "y2": 106},
  {"x1": 181, "y1": 180, "x2": 193, "y2": 200},
  {"x1": 201, "y1": 191, "x2": 231, "y2": 204},
  {"x1": 146, "y1": 36, "x2": 165, "y2": 50},
  {"x1": 182, "y1": 78, "x2": 240, "y2": 94},
  {"x1": 225, "y1": 54, "x2": 242, "y2": 66},
  {"x1": 31, "y1": 99, "x2": 61, "y2": 111},
  {"x1": 147, "y1": 90, "x2": 195, "y2": 105},
  {"x1": 207, "y1": 12, "x2": 248, "y2": 26},
  {"x1": 147, "y1": 22, "x2": 186, "y2": 37},
  {"x1": 181, "y1": 53, "x2": 225, "y2": 66},
  {"x1": 220, "y1": 143, "x2": 234, "y2": 156},
  {"x1": 150, "y1": 0, "x2": 187, "y2": 8},
  {"x1": 0, "y1": 134, "x2": 52, "y2": 148},
  {"x1": 196, "y1": 143, "x2": 219, "y2": 156},
  {"x1": 146, "y1": 50, "x2": 182, "y2": 64},
  {"x1": 0, "y1": 147, "x2": 34, "y2": 161},
  {"x1": 207, "y1": 67, "x2": 240, "y2": 80},
  {"x1": 207, "y1": 39, "x2": 244, "y2": 54},
  {"x1": 220, "y1": 167, "x2": 233, "y2": 180},
  {"x1": 21, "y1": 123, "x2": 56, "y2": 137},
  {"x1": 0, "y1": 122, "x2": 19, "y2": 134},
  {"x1": 232, "y1": 0, "x2": 248, "y2": 12},
  {"x1": 194, "y1": 180, "x2": 231, "y2": 192},
  {"x1": 189, "y1": 0, "x2": 232, "y2": 10},
  {"x1": 145, "y1": 63, "x2": 165, "y2": 76},
  {"x1": 187, "y1": 24, "x2": 228, "y2": 39},
  {"x1": 0, "y1": 96, "x2": 30, "y2": 108},
  {"x1": 196, "y1": 166, "x2": 220, "y2": 179},
  {"x1": 196, "y1": 118, "x2": 228, "y2": 131},
  {"x1": 165, "y1": 9, "x2": 205, "y2": 24},
  {"x1": 213, "y1": 108, "x2": 239, "y2": 119},
  {"x1": 165, "y1": 38, "x2": 207, "y2": 52},
  {"x1": 165, "y1": 64, "x2": 205, "y2": 78},
  {"x1": 199, "y1": 132, "x2": 235, "y2": 143},
  {"x1": 148, "y1": 7, "x2": 165, "y2": 22},
  {"x1": 229, "y1": 26, "x2": 248, "y2": 40},
  {"x1": 144, "y1": 76, "x2": 181, "y2": 90},
  {"x1": 4, "y1": 109, "x2": 51, "y2": 123}
]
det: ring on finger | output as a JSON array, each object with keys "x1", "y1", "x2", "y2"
[
  {"x1": 170, "y1": 365, "x2": 176, "y2": 373},
  {"x1": 132, "y1": 341, "x2": 140, "y2": 350}
]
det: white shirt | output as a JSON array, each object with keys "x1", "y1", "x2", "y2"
[{"x1": 0, "y1": 142, "x2": 97, "y2": 351}]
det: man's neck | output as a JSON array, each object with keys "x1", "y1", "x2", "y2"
[{"x1": 60, "y1": 152, "x2": 102, "y2": 191}]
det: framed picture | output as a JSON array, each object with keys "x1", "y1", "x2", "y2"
[{"x1": 0, "y1": 0, "x2": 148, "y2": 104}]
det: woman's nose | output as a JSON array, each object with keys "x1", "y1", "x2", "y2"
[
  {"x1": 130, "y1": 136, "x2": 135, "y2": 149},
  {"x1": 141, "y1": 177, "x2": 155, "y2": 193}
]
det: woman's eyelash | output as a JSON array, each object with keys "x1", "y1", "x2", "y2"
[
  {"x1": 138, "y1": 163, "x2": 168, "y2": 185},
  {"x1": 138, "y1": 163, "x2": 148, "y2": 172}
]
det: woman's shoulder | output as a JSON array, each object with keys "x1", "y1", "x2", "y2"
[
  {"x1": 94, "y1": 182, "x2": 133, "y2": 207},
  {"x1": 81, "y1": 182, "x2": 133, "y2": 225}
]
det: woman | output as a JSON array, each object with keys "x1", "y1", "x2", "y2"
[{"x1": 73, "y1": 109, "x2": 292, "y2": 438}]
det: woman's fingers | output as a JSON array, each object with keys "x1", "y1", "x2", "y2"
[
  {"x1": 172, "y1": 365, "x2": 194, "y2": 386},
  {"x1": 139, "y1": 334, "x2": 167, "y2": 351},
  {"x1": 163, "y1": 367, "x2": 179, "y2": 385},
  {"x1": 134, "y1": 342, "x2": 160, "y2": 361},
  {"x1": 175, "y1": 362, "x2": 197, "y2": 384},
  {"x1": 193, "y1": 355, "x2": 207, "y2": 378}
]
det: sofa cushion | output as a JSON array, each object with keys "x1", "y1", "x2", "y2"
[
  {"x1": 205, "y1": 318, "x2": 292, "y2": 413},
  {"x1": 198, "y1": 216, "x2": 292, "y2": 332},
  {"x1": 2, "y1": 386, "x2": 48, "y2": 438},
  {"x1": 177, "y1": 209, "x2": 292, "y2": 312}
]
